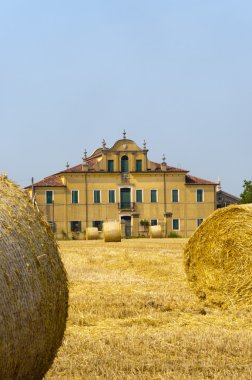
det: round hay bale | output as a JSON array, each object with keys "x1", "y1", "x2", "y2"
[
  {"x1": 149, "y1": 225, "x2": 163, "y2": 238},
  {"x1": 184, "y1": 204, "x2": 252, "y2": 308},
  {"x1": 0, "y1": 177, "x2": 68, "y2": 380},
  {"x1": 86, "y1": 227, "x2": 99, "y2": 240},
  {"x1": 103, "y1": 221, "x2": 121, "y2": 242}
]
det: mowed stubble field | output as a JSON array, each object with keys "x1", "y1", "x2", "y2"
[{"x1": 45, "y1": 239, "x2": 252, "y2": 380}]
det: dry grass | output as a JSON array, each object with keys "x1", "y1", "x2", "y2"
[{"x1": 45, "y1": 239, "x2": 252, "y2": 380}]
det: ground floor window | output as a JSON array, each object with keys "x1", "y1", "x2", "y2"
[
  {"x1": 172, "y1": 219, "x2": 180, "y2": 230},
  {"x1": 71, "y1": 221, "x2": 81, "y2": 232},
  {"x1": 150, "y1": 219, "x2": 158, "y2": 226},
  {"x1": 92, "y1": 220, "x2": 103, "y2": 231},
  {"x1": 197, "y1": 218, "x2": 203, "y2": 227}
]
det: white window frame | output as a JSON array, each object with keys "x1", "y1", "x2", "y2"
[
  {"x1": 150, "y1": 189, "x2": 158, "y2": 203},
  {"x1": 45, "y1": 190, "x2": 54, "y2": 204},
  {"x1": 108, "y1": 189, "x2": 116, "y2": 203},
  {"x1": 172, "y1": 218, "x2": 180, "y2": 231},
  {"x1": 171, "y1": 189, "x2": 179, "y2": 203},
  {"x1": 71, "y1": 190, "x2": 79, "y2": 204},
  {"x1": 93, "y1": 190, "x2": 101, "y2": 204},
  {"x1": 196, "y1": 189, "x2": 204, "y2": 203},
  {"x1": 118, "y1": 185, "x2": 133, "y2": 204},
  {"x1": 135, "y1": 189, "x2": 143, "y2": 203}
]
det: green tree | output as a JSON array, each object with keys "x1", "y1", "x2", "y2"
[{"x1": 240, "y1": 180, "x2": 252, "y2": 204}]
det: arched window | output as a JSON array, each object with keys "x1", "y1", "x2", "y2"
[{"x1": 121, "y1": 155, "x2": 129, "y2": 172}]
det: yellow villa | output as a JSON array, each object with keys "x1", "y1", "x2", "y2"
[{"x1": 27, "y1": 133, "x2": 217, "y2": 239}]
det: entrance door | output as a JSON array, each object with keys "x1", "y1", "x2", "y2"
[
  {"x1": 121, "y1": 216, "x2": 131, "y2": 237},
  {"x1": 120, "y1": 188, "x2": 131, "y2": 209}
]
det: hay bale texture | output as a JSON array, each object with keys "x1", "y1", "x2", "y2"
[
  {"x1": 86, "y1": 227, "x2": 99, "y2": 240},
  {"x1": 184, "y1": 204, "x2": 252, "y2": 308},
  {"x1": 0, "y1": 177, "x2": 68, "y2": 380},
  {"x1": 103, "y1": 221, "x2": 121, "y2": 242},
  {"x1": 149, "y1": 225, "x2": 163, "y2": 238}
]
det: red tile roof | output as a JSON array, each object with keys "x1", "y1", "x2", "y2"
[
  {"x1": 165, "y1": 165, "x2": 188, "y2": 173},
  {"x1": 185, "y1": 175, "x2": 217, "y2": 185},
  {"x1": 26, "y1": 152, "x2": 215, "y2": 188},
  {"x1": 26, "y1": 175, "x2": 65, "y2": 188},
  {"x1": 62, "y1": 164, "x2": 83, "y2": 173},
  {"x1": 61, "y1": 157, "x2": 99, "y2": 173}
]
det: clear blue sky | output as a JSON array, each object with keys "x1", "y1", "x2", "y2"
[{"x1": 1, "y1": 1, "x2": 251, "y2": 196}]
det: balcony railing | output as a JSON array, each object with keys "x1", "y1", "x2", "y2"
[{"x1": 118, "y1": 202, "x2": 135, "y2": 210}]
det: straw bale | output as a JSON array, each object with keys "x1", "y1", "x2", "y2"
[
  {"x1": 0, "y1": 177, "x2": 68, "y2": 379},
  {"x1": 149, "y1": 225, "x2": 163, "y2": 238},
  {"x1": 103, "y1": 221, "x2": 121, "y2": 242},
  {"x1": 86, "y1": 227, "x2": 99, "y2": 240},
  {"x1": 184, "y1": 204, "x2": 252, "y2": 308}
]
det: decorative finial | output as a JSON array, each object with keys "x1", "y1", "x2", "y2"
[
  {"x1": 66, "y1": 162, "x2": 70, "y2": 169},
  {"x1": 102, "y1": 139, "x2": 106, "y2": 148},
  {"x1": 143, "y1": 139, "x2": 147, "y2": 150},
  {"x1": 123, "y1": 129, "x2": 126, "y2": 139},
  {"x1": 162, "y1": 154, "x2": 166, "y2": 164},
  {"x1": 82, "y1": 149, "x2": 87, "y2": 162}
]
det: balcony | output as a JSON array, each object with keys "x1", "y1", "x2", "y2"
[{"x1": 118, "y1": 202, "x2": 135, "y2": 210}]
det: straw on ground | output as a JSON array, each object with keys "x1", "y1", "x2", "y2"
[{"x1": 45, "y1": 239, "x2": 252, "y2": 380}]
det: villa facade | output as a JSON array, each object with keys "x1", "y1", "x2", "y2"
[{"x1": 27, "y1": 134, "x2": 217, "y2": 238}]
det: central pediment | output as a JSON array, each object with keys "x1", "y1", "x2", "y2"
[{"x1": 109, "y1": 139, "x2": 145, "y2": 153}]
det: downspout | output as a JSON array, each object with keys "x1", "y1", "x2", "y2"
[
  {"x1": 85, "y1": 173, "x2": 88, "y2": 228},
  {"x1": 65, "y1": 177, "x2": 68, "y2": 236},
  {"x1": 163, "y1": 172, "x2": 167, "y2": 236}
]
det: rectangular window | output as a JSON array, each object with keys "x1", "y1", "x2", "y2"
[
  {"x1": 108, "y1": 160, "x2": 114, "y2": 173},
  {"x1": 70, "y1": 221, "x2": 81, "y2": 232},
  {"x1": 172, "y1": 219, "x2": 180, "y2": 230},
  {"x1": 150, "y1": 219, "x2": 158, "y2": 226},
  {"x1": 151, "y1": 189, "x2": 157, "y2": 203},
  {"x1": 136, "y1": 189, "x2": 143, "y2": 203},
  {"x1": 172, "y1": 189, "x2": 179, "y2": 202},
  {"x1": 136, "y1": 159, "x2": 142, "y2": 172},
  {"x1": 71, "y1": 190, "x2": 79, "y2": 204},
  {"x1": 94, "y1": 190, "x2": 101, "y2": 204},
  {"x1": 197, "y1": 218, "x2": 203, "y2": 227},
  {"x1": 92, "y1": 220, "x2": 103, "y2": 231},
  {"x1": 197, "y1": 189, "x2": 204, "y2": 203},
  {"x1": 46, "y1": 190, "x2": 53, "y2": 204},
  {"x1": 108, "y1": 190, "x2": 115, "y2": 203}
]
